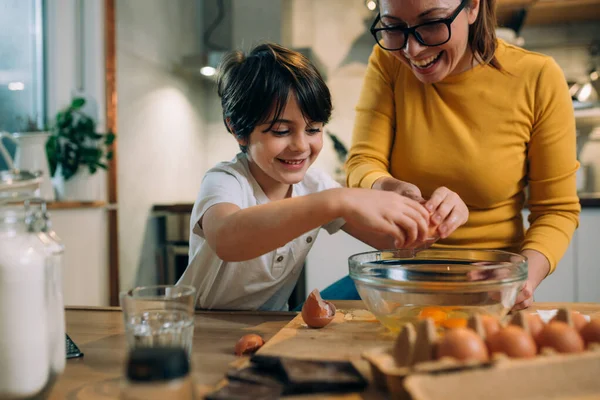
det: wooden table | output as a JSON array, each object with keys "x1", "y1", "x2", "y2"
[{"x1": 49, "y1": 301, "x2": 600, "y2": 399}]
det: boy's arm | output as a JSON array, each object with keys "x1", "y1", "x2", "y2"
[
  {"x1": 203, "y1": 189, "x2": 343, "y2": 262},
  {"x1": 341, "y1": 222, "x2": 395, "y2": 250},
  {"x1": 203, "y1": 188, "x2": 430, "y2": 262}
]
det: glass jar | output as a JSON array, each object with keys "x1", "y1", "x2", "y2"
[{"x1": 0, "y1": 169, "x2": 65, "y2": 399}]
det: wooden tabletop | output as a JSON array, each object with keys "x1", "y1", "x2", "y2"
[{"x1": 49, "y1": 301, "x2": 600, "y2": 399}]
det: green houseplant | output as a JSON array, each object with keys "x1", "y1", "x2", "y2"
[{"x1": 46, "y1": 97, "x2": 115, "y2": 181}]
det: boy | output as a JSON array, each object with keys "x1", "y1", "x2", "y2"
[{"x1": 178, "y1": 43, "x2": 432, "y2": 310}]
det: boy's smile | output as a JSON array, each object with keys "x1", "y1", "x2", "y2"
[{"x1": 240, "y1": 93, "x2": 324, "y2": 201}]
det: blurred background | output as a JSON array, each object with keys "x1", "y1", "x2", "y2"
[{"x1": 0, "y1": 0, "x2": 599, "y2": 308}]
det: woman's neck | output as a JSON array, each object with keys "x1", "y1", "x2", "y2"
[{"x1": 451, "y1": 48, "x2": 480, "y2": 76}]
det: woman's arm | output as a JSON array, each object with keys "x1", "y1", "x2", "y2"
[
  {"x1": 345, "y1": 45, "x2": 398, "y2": 189},
  {"x1": 516, "y1": 58, "x2": 580, "y2": 309},
  {"x1": 522, "y1": 58, "x2": 580, "y2": 275},
  {"x1": 202, "y1": 188, "x2": 430, "y2": 262}
]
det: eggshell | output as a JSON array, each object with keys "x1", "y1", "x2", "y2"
[
  {"x1": 301, "y1": 289, "x2": 336, "y2": 328},
  {"x1": 525, "y1": 314, "x2": 545, "y2": 341},
  {"x1": 436, "y1": 327, "x2": 489, "y2": 362},
  {"x1": 480, "y1": 315, "x2": 501, "y2": 338},
  {"x1": 580, "y1": 319, "x2": 600, "y2": 347},
  {"x1": 487, "y1": 325, "x2": 537, "y2": 358},
  {"x1": 537, "y1": 321, "x2": 585, "y2": 353},
  {"x1": 551, "y1": 310, "x2": 588, "y2": 332},
  {"x1": 234, "y1": 334, "x2": 264, "y2": 356}
]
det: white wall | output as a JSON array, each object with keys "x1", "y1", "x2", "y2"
[
  {"x1": 46, "y1": 0, "x2": 110, "y2": 306},
  {"x1": 116, "y1": 0, "x2": 207, "y2": 292},
  {"x1": 282, "y1": 0, "x2": 375, "y2": 179}
]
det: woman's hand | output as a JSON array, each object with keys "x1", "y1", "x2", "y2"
[
  {"x1": 512, "y1": 249, "x2": 550, "y2": 311},
  {"x1": 424, "y1": 186, "x2": 469, "y2": 239},
  {"x1": 339, "y1": 188, "x2": 431, "y2": 249},
  {"x1": 372, "y1": 176, "x2": 424, "y2": 202}
]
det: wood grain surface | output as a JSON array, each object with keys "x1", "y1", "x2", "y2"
[{"x1": 49, "y1": 301, "x2": 600, "y2": 399}]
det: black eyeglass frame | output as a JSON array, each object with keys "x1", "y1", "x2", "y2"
[{"x1": 370, "y1": 0, "x2": 470, "y2": 51}]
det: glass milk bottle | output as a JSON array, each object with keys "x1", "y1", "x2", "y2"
[{"x1": 0, "y1": 169, "x2": 65, "y2": 399}]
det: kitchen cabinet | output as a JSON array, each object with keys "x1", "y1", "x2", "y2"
[
  {"x1": 306, "y1": 207, "x2": 600, "y2": 304},
  {"x1": 522, "y1": 209, "x2": 577, "y2": 303},
  {"x1": 305, "y1": 230, "x2": 374, "y2": 293},
  {"x1": 576, "y1": 208, "x2": 600, "y2": 303}
]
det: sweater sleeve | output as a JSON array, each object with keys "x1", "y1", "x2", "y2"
[
  {"x1": 522, "y1": 58, "x2": 581, "y2": 274},
  {"x1": 346, "y1": 45, "x2": 397, "y2": 189}
]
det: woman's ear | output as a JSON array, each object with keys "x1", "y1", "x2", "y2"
[{"x1": 466, "y1": 0, "x2": 480, "y2": 24}]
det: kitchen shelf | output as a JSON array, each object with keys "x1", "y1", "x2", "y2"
[{"x1": 47, "y1": 201, "x2": 108, "y2": 210}]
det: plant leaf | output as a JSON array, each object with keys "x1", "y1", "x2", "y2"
[{"x1": 71, "y1": 98, "x2": 85, "y2": 109}]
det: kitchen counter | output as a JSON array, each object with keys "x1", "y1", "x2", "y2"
[{"x1": 50, "y1": 302, "x2": 600, "y2": 399}]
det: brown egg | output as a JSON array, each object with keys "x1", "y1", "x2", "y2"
[
  {"x1": 234, "y1": 334, "x2": 264, "y2": 356},
  {"x1": 537, "y1": 321, "x2": 585, "y2": 353},
  {"x1": 551, "y1": 311, "x2": 588, "y2": 332},
  {"x1": 580, "y1": 319, "x2": 600, "y2": 347},
  {"x1": 480, "y1": 315, "x2": 501, "y2": 337},
  {"x1": 525, "y1": 314, "x2": 545, "y2": 341},
  {"x1": 487, "y1": 325, "x2": 537, "y2": 358},
  {"x1": 301, "y1": 289, "x2": 336, "y2": 329},
  {"x1": 436, "y1": 327, "x2": 489, "y2": 362}
]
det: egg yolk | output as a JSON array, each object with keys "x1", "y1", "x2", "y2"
[{"x1": 418, "y1": 307, "x2": 450, "y2": 324}]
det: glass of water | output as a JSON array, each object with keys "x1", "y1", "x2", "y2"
[{"x1": 120, "y1": 285, "x2": 196, "y2": 358}]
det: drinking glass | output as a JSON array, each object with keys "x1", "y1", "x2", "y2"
[{"x1": 120, "y1": 285, "x2": 196, "y2": 358}]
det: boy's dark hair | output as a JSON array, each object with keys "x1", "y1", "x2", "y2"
[{"x1": 217, "y1": 43, "x2": 332, "y2": 152}]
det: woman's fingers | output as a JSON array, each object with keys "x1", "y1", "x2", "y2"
[
  {"x1": 424, "y1": 187, "x2": 448, "y2": 216},
  {"x1": 438, "y1": 208, "x2": 460, "y2": 238},
  {"x1": 512, "y1": 282, "x2": 534, "y2": 311}
]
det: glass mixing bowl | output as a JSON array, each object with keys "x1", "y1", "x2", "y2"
[{"x1": 349, "y1": 249, "x2": 527, "y2": 333}]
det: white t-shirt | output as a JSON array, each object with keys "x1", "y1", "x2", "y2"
[{"x1": 178, "y1": 153, "x2": 345, "y2": 311}]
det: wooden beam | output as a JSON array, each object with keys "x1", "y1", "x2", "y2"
[
  {"x1": 105, "y1": 0, "x2": 120, "y2": 307},
  {"x1": 527, "y1": 0, "x2": 600, "y2": 25}
]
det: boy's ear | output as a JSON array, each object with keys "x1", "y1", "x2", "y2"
[
  {"x1": 225, "y1": 118, "x2": 247, "y2": 147},
  {"x1": 225, "y1": 117, "x2": 234, "y2": 133}
]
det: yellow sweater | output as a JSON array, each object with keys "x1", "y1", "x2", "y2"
[{"x1": 346, "y1": 40, "x2": 580, "y2": 273}]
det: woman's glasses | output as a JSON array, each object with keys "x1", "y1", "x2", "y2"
[{"x1": 370, "y1": 0, "x2": 469, "y2": 51}]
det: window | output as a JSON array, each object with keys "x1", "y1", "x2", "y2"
[{"x1": 0, "y1": 0, "x2": 45, "y2": 169}]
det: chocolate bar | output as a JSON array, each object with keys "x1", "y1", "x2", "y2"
[
  {"x1": 248, "y1": 354, "x2": 368, "y2": 395},
  {"x1": 204, "y1": 379, "x2": 283, "y2": 400}
]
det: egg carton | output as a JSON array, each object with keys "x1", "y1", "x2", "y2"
[{"x1": 362, "y1": 308, "x2": 600, "y2": 400}]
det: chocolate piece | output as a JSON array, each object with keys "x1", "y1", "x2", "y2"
[
  {"x1": 226, "y1": 365, "x2": 285, "y2": 388},
  {"x1": 250, "y1": 354, "x2": 368, "y2": 395},
  {"x1": 204, "y1": 380, "x2": 282, "y2": 400}
]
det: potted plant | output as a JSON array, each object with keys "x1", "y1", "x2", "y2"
[
  {"x1": 326, "y1": 130, "x2": 349, "y2": 186},
  {"x1": 46, "y1": 97, "x2": 115, "y2": 201}
]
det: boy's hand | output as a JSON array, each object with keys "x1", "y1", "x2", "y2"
[{"x1": 339, "y1": 189, "x2": 430, "y2": 248}]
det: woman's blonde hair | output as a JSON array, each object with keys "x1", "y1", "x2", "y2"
[{"x1": 468, "y1": 0, "x2": 501, "y2": 69}]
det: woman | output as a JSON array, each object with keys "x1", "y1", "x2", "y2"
[{"x1": 335, "y1": 0, "x2": 580, "y2": 310}]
